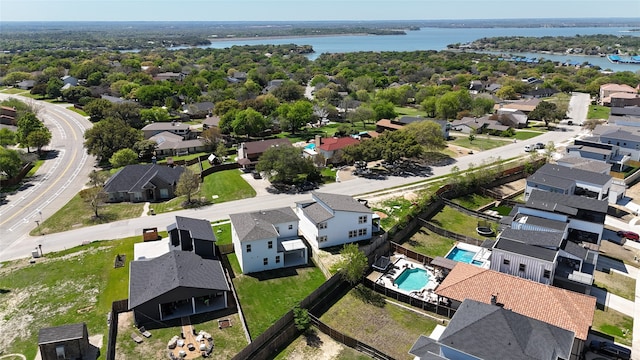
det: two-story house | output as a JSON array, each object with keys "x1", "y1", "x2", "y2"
[
  {"x1": 230, "y1": 207, "x2": 307, "y2": 274},
  {"x1": 295, "y1": 192, "x2": 379, "y2": 249},
  {"x1": 525, "y1": 163, "x2": 613, "y2": 203}
]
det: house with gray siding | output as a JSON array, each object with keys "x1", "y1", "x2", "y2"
[
  {"x1": 230, "y1": 207, "x2": 307, "y2": 274},
  {"x1": 128, "y1": 250, "x2": 230, "y2": 326}
]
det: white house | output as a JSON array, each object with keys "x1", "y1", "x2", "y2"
[
  {"x1": 295, "y1": 192, "x2": 379, "y2": 249},
  {"x1": 229, "y1": 207, "x2": 307, "y2": 274}
]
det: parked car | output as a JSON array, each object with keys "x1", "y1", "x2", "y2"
[
  {"x1": 589, "y1": 340, "x2": 631, "y2": 360},
  {"x1": 617, "y1": 230, "x2": 639, "y2": 241},
  {"x1": 251, "y1": 170, "x2": 262, "y2": 179},
  {"x1": 524, "y1": 145, "x2": 533, "y2": 152},
  {"x1": 535, "y1": 142, "x2": 545, "y2": 149}
]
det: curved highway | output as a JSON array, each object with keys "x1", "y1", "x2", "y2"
[{"x1": 0, "y1": 94, "x2": 95, "y2": 258}]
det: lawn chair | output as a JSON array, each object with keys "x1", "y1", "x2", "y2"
[
  {"x1": 139, "y1": 326, "x2": 152, "y2": 338},
  {"x1": 131, "y1": 332, "x2": 143, "y2": 344}
]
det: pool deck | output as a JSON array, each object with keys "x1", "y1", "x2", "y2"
[{"x1": 371, "y1": 255, "x2": 442, "y2": 303}]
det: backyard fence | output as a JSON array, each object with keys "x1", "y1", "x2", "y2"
[
  {"x1": 390, "y1": 242, "x2": 434, "y2": 265},
  {"x1": 105, "y1": 299, "x2": 129, "y2": 360},
  {"x1": 440, "y1": 197, "x2": 501, "y2": 221},
  {"x1": 310, "y1": 314, "x2": 396, "y2": 360},
  {"x1": 417, "y1": 218, "x2": 485, "y2": 246},
  {"x1": 200, "y1": 162, "x2": 240, "y2": 179}
]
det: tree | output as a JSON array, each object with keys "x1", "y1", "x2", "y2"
[
  {"x1": 140, "y1": 107, "x2": 170, "y2": 125},
  {"x1": 201, "y1": 127, "x2": 223, "y2": 150},
  {"x1": 62, "y1": 86, "x2": 91, "y2": 103},
  {"x1": 336, "y1": 243, "x2": 368, "y2": 285},
  {"x1": 17, "y1": 113, "x2": 44, "y2": 153},
  {"x1": 372, "y1": 100, "x2": 397, "y2": 121},
  {"x1": 405, "y1": 121, "x2": 446, "y2": 151},
  {"x1": 255, "y1": 145, "x2": 315, "y2": 184},
  {"x1": 46, "y1": 78, "x2": 63, "y2": 99},
  {"x1": 83, "y1": 118, "x2": 143, "y2": 162},
  {"x1": 135, "y1": 84, "x2": 173, "y2": 106},
  {"x1": 278, "y1": 100, "x2": 313, "y2": 134},
  {"x1": 176, "y1": 168, "x2": 200, "y2": 204},
  {"x1": 88, "y1": 169, "x2": 110, "y2": 187},
  {"x1": 232, "y1": 108, "x2": 268, "y2": 138},
  {"x1": 293, "y1": 306, "x2": 311, "y2": 333},
  {"x1": 0, "y1": 128, "x2": 18, "y2": 146},
  {"x1": 84, "y1": 99, "x2": 113, "y2": 122},
  {"x1": 108, "y1": 102, "x2": 143, "y2": 129},
  {"x1": 528, "y1": 101, "x2": 564, "y2": 128},
  {"x1": 133, "y1": 139, "x2": 158, "y2": 161},
  {"x1": 495, "y1": 85, "x2": 518, "y2": 100},
  {"x1": 109, "y1": 148, "x2": 139, "y2": 168},
  {"x1": 436, "y1": 92, "x2": 460, "y2": 119},
  {"x1": 0, "y1": 147, "x2": 22, "y2": 178},
  {"x1": 26, "y1": 127, "x2": 52, "y2": 156},
  {"x1": 347, "y1": 106, "x2": 375, "y2": 129},
  {"x1": 272, "y1": 80, "x2": 305, "y2": 101},
  {"x1": 80, "y1": 186, "x2": 107, "y2": 218}
]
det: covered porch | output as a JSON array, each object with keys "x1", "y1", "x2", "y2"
[
  {"x1": 279, "y1": 238, "x2": 308, "y2": 268},
  {"x1": 159, "y1": 292, "x2": 228, "y2": 321}
]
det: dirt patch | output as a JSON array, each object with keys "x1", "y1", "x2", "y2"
[
  {"x1": 446, "y1": 144, "x2": 472, "y2": 158},
  {"x1": 284, "y1": 330, "x2": 344, "y2": 360},
  {"x1": 489, "y1": 179, "x2": 526, "y2": 198},
  {"x1": 625, "y1": 179, "x2": 640, "y2": 202}
]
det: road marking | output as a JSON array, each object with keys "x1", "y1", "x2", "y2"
[{"x1": 0, "y1": 107, "x2": 83, "y2": 227}]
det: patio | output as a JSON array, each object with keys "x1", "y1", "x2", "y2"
[
  {"x1": 167, "y1": 316, "x2": 214, "y2": 359},
  {"x1": 371, "y1": 255, "x2": 443, "y2": 303}
]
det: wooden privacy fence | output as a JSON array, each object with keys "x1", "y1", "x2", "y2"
[
  {"x1": 440, "y1": 197, "x2": 501, "y2": 221},
  {"x1": 418, "y1": 218, "x2": 485, "y2": 246},
  {"x1": 105, "y1": 299, "x2": 129, "y2": 360},
  {"x1": 310, "y1": 314, "x2": 395, "y2": 360}
]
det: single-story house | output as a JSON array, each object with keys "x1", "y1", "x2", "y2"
[
  {"x1": 38, "y1": 323, "x2": 93, "y2": 360},
  {"x1": 104, "y1": 164, "x2": 184, "y2": 203},
  {"x1": 16, "y1": 79, "x2": 35, "y2": 90},
  {"x1": 0, "y1": 106, "x2": 17, "y2": 125},
  {"x1": 295, "y1": 191, "x2": 379, "y2": 249},
  {"x1": 494, "y1": 98, "x2": 541, "y2": 114},
  {"x1": 409, "y1": 299, "x2": 574, "y2": 360},
  {"x1": 183, "y1": 102, "x2": 214, "y2": 118},
  {"x1": 129, "y1": 250, "x2": 230, "y2": 325},
  {"x1": 376, "y1": 117, "x2": 449, "y2": 139},
  {"x1": 237, "y1": 138, "x2": 292, "y2": 169},
  {"x1": 202, "y1": 116, "x2": 221, "y2": 130},
  {"x1": 303, "y1": 135, "x2": 360, "y2": 164},
  {"x1": 434, "y1": 262, "x2": 596, "y2": 360},
  {"x1": 230, "y1": 207, "x2": 307, "y2": 274},
  {"x1": 150, "y1": 131, "x2": 206, "y2": 157}
]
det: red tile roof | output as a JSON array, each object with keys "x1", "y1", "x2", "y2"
[
  {"x1": 435, "y1": 263, "x2": 596, "y2": 340},
  {"x1": 318, "y1": 137, "x2": 359, "y2": 151}
]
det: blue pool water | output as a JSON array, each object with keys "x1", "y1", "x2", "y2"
[
  {"x1": 446, "y1": 247, "x2": 477, "y2": 264},
  {"x1": 394, "y1": 268, "x2": 430, "y2": 292},
  {"x1": 304, "y1": 143, "x2": 316, "y2": 150}
]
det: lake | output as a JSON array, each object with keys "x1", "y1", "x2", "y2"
[{"x1": 182, "y1": 26, "x2": 640, "y2": 72}]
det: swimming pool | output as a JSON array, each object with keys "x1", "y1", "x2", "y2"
[
  {"x1": 446, "y1": 247, "x2": 477, "y2": 264},
  {"x1": 394, "y1": 268, "x2": 430, "y2": 292}
]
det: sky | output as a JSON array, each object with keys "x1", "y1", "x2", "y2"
[{"x1": 1, "y1": 0, "x2": 639, "y2": 22}]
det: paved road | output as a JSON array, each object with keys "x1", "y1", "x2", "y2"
[{"x1": 0, "y1": 94, "x2": 95, "y2": 258}]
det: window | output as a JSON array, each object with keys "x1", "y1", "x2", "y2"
[
  {"x1": 263, "y1": 258, "x2": 268, "y2": 265},
  {"x1": 348, "y1": 230, "x2": 356, "y2": 238},
  {"x1": 56, "y1": 345, "x2": 66, "y2": 360},
  {"x1": 358, "y1": 215, "x2": 367, "y2": 224},
  {"x1": 246, "y1": 244, "x2": 251, "y2": 253},
  {"x1": 319, "y1": 222, "x2": 327, "y2": 229},
  {"x1": 288, "y1": 224, "x2": 293, "y2": 230},
  {"x1": 543, "y1": 270, "x2": 551, "y2": 279},
  {"x1": 317, "y1": 235, "x2": 327, "y2": 243},
  {"x1": 160, "y1": 188, "x2": 169, "y2": 198},
  {"x1": 276, "y1": 256, "x2": 281, "y2": 263},
  {"x1": 268, "y1": 241, "x2": 273, "y2": 249},
  {"x1": 519, "y1": 263, "x2": 526, "y2": 272},
  {"x1": 503, "y1": 259, "x2": 510, "y2": 265},
  {"x1": 358, "y1": 228, "x2": 367, "y2": 236}
]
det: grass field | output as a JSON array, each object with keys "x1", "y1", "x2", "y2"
[
  {"x1": 402, "y1": 227, "x2": 456, "y2": 258},
  {"x1": 593, "y1": 307, "x2": 633, "y2": 346},
  {"x1": 428, "y1": 206, "x2": 497, "y2": 239},
  {"x1": 320, "y1": 290, "x2": 440, "y2": 360},
  {"x1": 450, "y1": 193, "x2": 495, "y2": 210},
  {"x1": 33, "y1": 194, "x2": 145, "y2": 235},
  {"x1": 513, "y1": 130, "x2": 544, "y2": 140},
  {"x1": 588, "y1": 105, "x2": 611, "y2": 120},
  {"x1": 450, "y1": 136, "x2": 510, "y2": 151},
  {"x1": 594, "y1": 270, "x2": 636, "y2": 301},
  {"x1": 232, "y1": 266, "x2": 326, "y2": 338}
]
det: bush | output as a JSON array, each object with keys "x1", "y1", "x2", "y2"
[{"x1": 353, "y1": 284, "x2": 386, "y2": 307}]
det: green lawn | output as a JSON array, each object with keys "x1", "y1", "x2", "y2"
[
  {"x1": 232, "y1": 266, "x2": 326, "y2": 338},
  {"x1": 394, "y1": 106, "x2": 427, "y2": 117},
  {"x1": 450, "y1": 193, "x2": 495, "y2": 210},
  {"x1": 66, "y1": 106, "x2": 87, "y2": 116},
  {"x1": 428, "y1": 206, "x2": 497, "y2": 239},
  {"x1": 371, "y1": 196, "x2": 416, "y2": 231},
  {"x1": 588, "y1": 105, "x2": 611, "y2": 120},
  {"x1": 33, "y1": 194, "x2": 145, "y2": 235},
  {"x1": 320, "y1": 290, "x2": 440, "y2": 360},
  {"x1": 26, "y1": 159, "x2": 44, "y2": 177},
  {"x1": 513, "y1": 130, "x2": 543, "y2": 140},
  {"x1": 213, "y1": 223, "x2": 232, "y2": 245},
  {"x1": 593, "y1": 308, "x2": 633, "y2": 346},
  {"x1": 401, "y1": 227, "x2": 456, "y2": 258},
  {"x1": 450, "y1": 136, "x2": 510, "y2": 151},
  {"x1": 0, "y1": 236, "x2": 136, "y2": 359},
  {"x1": 594, "y1": 270, "x2": 636, "y2": 301}
]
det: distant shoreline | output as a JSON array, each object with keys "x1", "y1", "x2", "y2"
[{"x1": 206, "y1": 32, "x2": 379, "y2": 43}]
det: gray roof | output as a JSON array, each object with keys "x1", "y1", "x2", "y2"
[
  {"x1": 527, "y1": 173, "x2": 575, "y2": 191},
  {"x1": 129, "y1": 250, "x2": 229, "y2": 309},
  {"x1": 556, "y1": 157, "x2": 612, "y2": 174},
  {"x1": 408, "y1": 335, "x2": 445, "y2": 359},
  {"x1": 312, "y1": 192, "x2": 372, "y2": 213},
  {"x1": 511, "y1": 214, "x2": 568, "y2": 232},
  {"x1": 38, "y1": 323, "x2": 87, "y2": 344},
  {"x1": 599, "y1": 129, "x2": 640, "y2": 143},
  {"x1": 438, "y1": 299, "x2": 573, "y2": 360},
  {"x1": 534, "y1": 163, "x2": 611, "y2": 187},
  {"x1": 229, "y1": 207, "x2": 298, "y2": 243},
  {"x1": 170, "y1": 216, "x2": 216, "y2": 242},
  {"x1": 298, "y1": 202, "x2": 334, "y2": 224},
  {"x1": 563, "y1": 240, "x2": 588, "y2": 260},
  {"x1": 527, "y1": 189, "x2": 608, "y2": 214},
  {"x1": 493, "y1": 238, "x2": 558, "y2": 262},
  {"x1": 240, "y1": 138, "x2": 292, "y2": 155},
  {"x1": 142, "y1": 122, "x2": 191, "y2": 132},
  {"x1": 104, "y1": 164, "x2": 184, "y2": 194},
  {"x1": 610, "y1": 106, "x2": 640, "y2": 117},
  {"x1": 499, "y1": 228, "x2": 564, "y2": 248}
]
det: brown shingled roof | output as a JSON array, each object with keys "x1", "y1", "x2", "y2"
[{"x1": 435, "y1": 263, "x2": 596, "y2": 340}]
